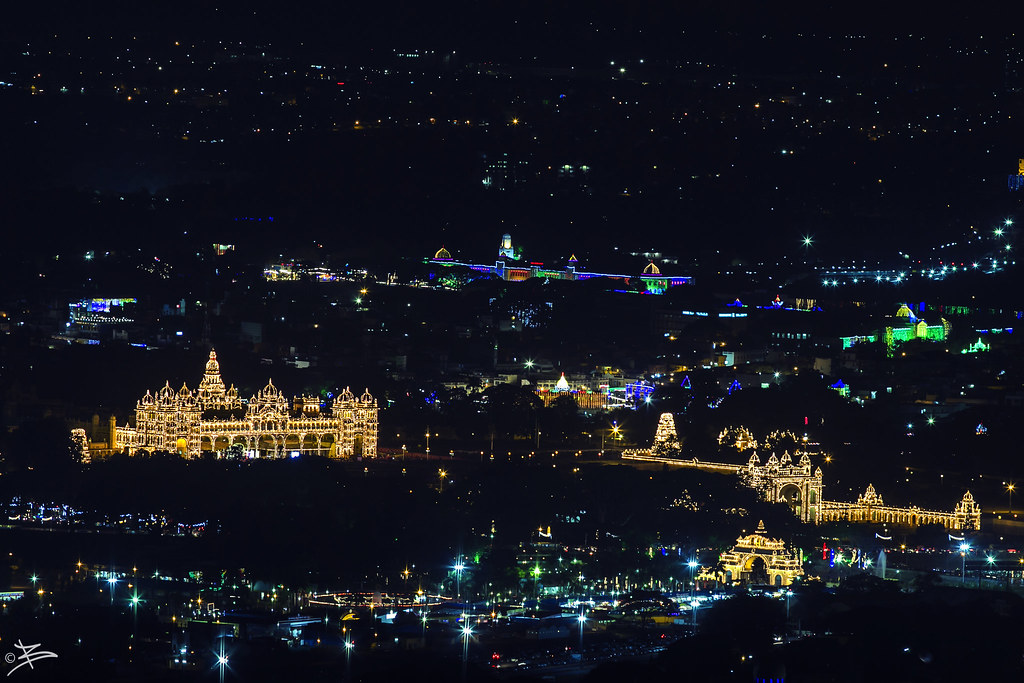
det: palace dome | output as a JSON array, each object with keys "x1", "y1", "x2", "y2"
[
  {"x1": 433, "y1": 246, "x2": 452, "y2": 260},
  {"x1": 205, "y1": 349, "x2": 221, "y2": 375}
]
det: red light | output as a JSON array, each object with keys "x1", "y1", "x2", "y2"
[{"x1": 337, "y1": 82, "x2": 345, "y2": 86}]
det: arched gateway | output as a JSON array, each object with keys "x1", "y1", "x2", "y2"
[{"x1": 707, "y1": 520, "x2": 803, "y2": 587}]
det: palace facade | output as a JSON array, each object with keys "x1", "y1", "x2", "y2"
[{"x1": 108, "y1": 351, "x2": 377, "y2": 459}]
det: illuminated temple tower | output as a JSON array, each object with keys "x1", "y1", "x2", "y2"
[{"x1": 113, "y1": 350, "x2": 377, "y2": 459}]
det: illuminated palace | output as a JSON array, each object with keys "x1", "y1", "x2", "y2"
[
  {"x1": 623, "y1": 416, "x2": 981, "y2": 531},
  {"x1": 105, "y1": 351, "x2": 377, "y2": 459}
]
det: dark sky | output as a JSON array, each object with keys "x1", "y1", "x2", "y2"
[{"x1": 3, "y1": 2, "x2": 1006, "y2": 53}]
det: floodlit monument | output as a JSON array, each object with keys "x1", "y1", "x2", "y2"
[{"x1": 105, "y1": 350, "x2": 377, "y2": 459}]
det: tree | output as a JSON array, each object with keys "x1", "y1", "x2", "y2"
[
  {"x1": 1, "y1": 417, "x2": 78, "y2": 472},
  {"x1": 484, "y1": 384, "x2": 542, "y2": 439}
]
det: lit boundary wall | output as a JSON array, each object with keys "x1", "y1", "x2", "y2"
[
  {"x1": 621, "y1": 451, "x2": 981, "y2": 531},
  {"x1": 818, "y1": 485, "x2": 980, "y2": 531}
]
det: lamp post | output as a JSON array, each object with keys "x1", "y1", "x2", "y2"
[
  {"x1": 217, "y1": 637, "x2": 229, "y2": 683},
  {"x1": 344, "y1": 639, "x2": 354, "y2": 683},
  {"x1": 425, "y1": 429, "x2": 431, "y2": 455},
  {"x1": 960, "y1": 543, "x2": 971, "y2": 584},
  {"x1": 438, "y1": 469, "x2": 447, "y2": 493},
  {"x1": 687, "y1": 559, "x2": 699, "y2": 631},
  {"x1": 687, "y1": 560, "x2": 699, "y2": 599},
  {"x1": 1008, "y1": 483, "x2": 1016, "y2": 515},
  {"x1": 461, "y1": 624, "x2": 473, "y2": 683},
  {"x1": 131, "y1": 592, "x2": 141, "y2": 631},
  {"x1": 453, "y1": 558, "x2": 465, "y2": 600}
]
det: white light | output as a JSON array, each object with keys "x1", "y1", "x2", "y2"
[{"x1": 218, "y1": 655, "x2": 229, "y2": 666}]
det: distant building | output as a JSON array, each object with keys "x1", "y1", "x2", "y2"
[
  {"x1": 67, "y1": 297, "x2": 136, "y2": 336},
  {"x1": 428, "y1": 234, "x2": 692, "y2": 293},
  {"x1": 532, "y1": 372, "x2": 650, "y2": 410},
  {"x1": 841, "y1": 303, "x2": 949, "y2": 357}
]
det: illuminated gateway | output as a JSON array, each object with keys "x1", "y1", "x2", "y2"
[
  {"x1": 111, "y1": 351, "x2": 377, "y2": 459},
  {"x1": 623, "y1": 416, "x2": 981, "y2": 531}
]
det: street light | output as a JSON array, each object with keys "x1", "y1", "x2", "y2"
[
  {"x1": 461, "y1": 624, "x2": 473, "y2": 683},
  {"x1": 960, "y1": 543, "x2": 971, "y2": 584},
  {"x1": 344, "y1": 639, "x2": 354, "y2": 683},
  {"x1": 438, "y1": 469, "x2": 447, "y2": 492},
  {"x1": 425, "y1": 429, "x2": 431, "y2": 455},
  {"x1": 687, "y1": 559, "x2": 699, "y2": 598},
  {"x1": 453, "y1": 559, "x2": 465, "y2": 599},
  {"x1": 577, "y1": 612, "x2": 587, "y2": 656},
  {"x1": 1008, "y1": 483, "x2": 1016, "y2": 515},
  {"x1": 216, "y1": 637, "x2": 229, "y2": 683},
  {"x1": 687, "y1": 559, "x2": 699, "y2": 631}
]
